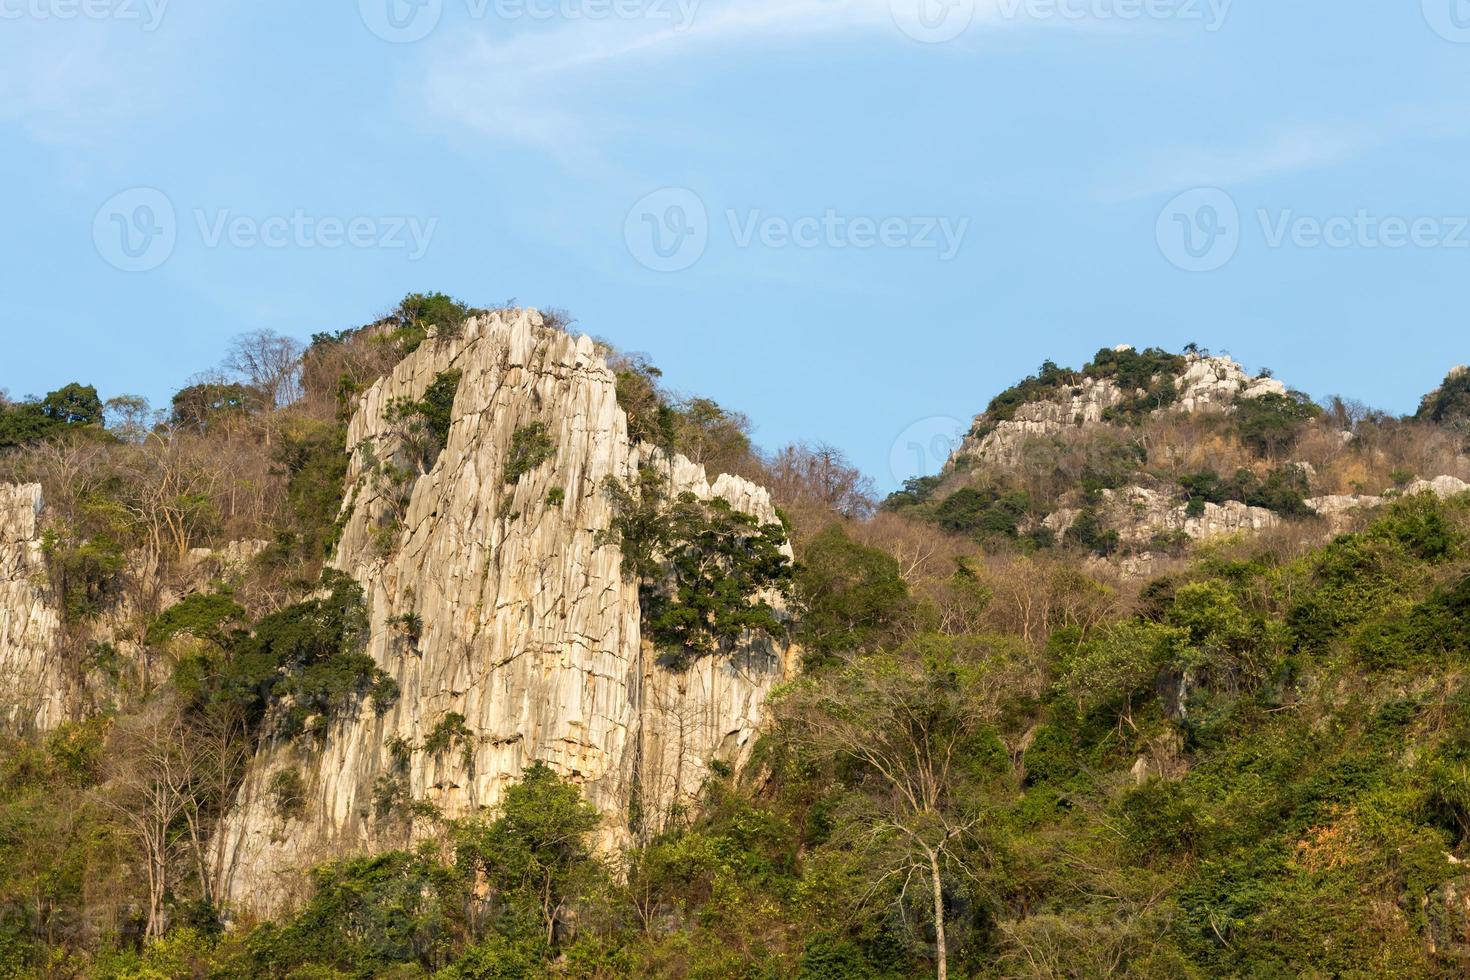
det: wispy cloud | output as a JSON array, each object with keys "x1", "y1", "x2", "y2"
[
  {"x1": 1100, "y1": 127, "x2": 1375, "y2": 202},
  {"x1": 416, "y1": 0, "x2": 1015, "y2": 155}
]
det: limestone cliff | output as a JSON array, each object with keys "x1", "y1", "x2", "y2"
[
  {"x1": 0, "y1": 482, "x2": 266, "y2": 734},
  {"x1": 218, "y1": 311, "x2": 795, "y2": 913},
  {"x1": 0, "y1": 483, "x2": 63, "y2": 732}
]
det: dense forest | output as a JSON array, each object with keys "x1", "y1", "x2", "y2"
[{"x1": 5, "y1": 296, "x2": 1470, "y2": 978}]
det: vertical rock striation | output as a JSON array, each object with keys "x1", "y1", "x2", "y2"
[
  {"x1": 219, "y1": 311, "x2": 795, "y2": 913},
  {"x1": 0, "y1": 483, "x2": 64, "y2": 732}
]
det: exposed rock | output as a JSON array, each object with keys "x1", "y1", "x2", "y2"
[
  {"x1": 0, "y1": 484, "x2": 63, "y2": 732},
  {"x1": 956, "y1": 353, "x2": 1285, "y2": 467},
  {"x1": 0, "y1": 481, "x2": 268, "y2": 734},
  {"x1": 1044, "y1": 486, "x2": 1280, "y2": 546},
  {"x1": 217, "y1": 311, "x2": 796, "y2": 914},
  {"x1": 1043, "y1": 476, "x2": 1470, "y2": 558}
]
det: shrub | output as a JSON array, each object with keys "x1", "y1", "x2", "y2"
[
  {"x1": 145, "y1": 591, "x2": 246, "y2": 647},
  {"x1": 272, "y1": 416, "x2": 350, "y2": 564},
  {"x1": 1417, "y1": 366, "x2": 1470, "y2": 430},
  {"x1": 1058, "y1": 620, "x2": 1188, "y2": 719},
  {"x1": 1233, "y1": 391, "x2": 1321, "y2": 457},
  {"x1": 1180, "y1": 466, "x2": 1314, "y2": 518},
  {"x1": 247, "y1": 851, "x2": 453, "y2": 975},
  {"x1": 387, "y1": 368, "x2": 462, "y2": 474},
  {"x1": 882, "y1": 474, "x2": 944, "y2": 510},
  {"x1": 1118, "y1": 778, "x2": 1200, "y2": 860},
  {"x1": 795, "y1": 524, "x2": 910, "y2": 666},
  {"x1": 385, "y1": 292, "x2": 471, "y2": 355},
  {"x1": 170, "y1": 381, "x2": 264, "y2": 430},
  {"x1": 504, "y1": 422, "x2": 556, "y2": 485},
  {"x1": 425, "y1": 713, "x2": 475, "y2": 768},
  {"x1": 270, "y1": 768, "x2": 307, "y2": 819},
  {"x1": 601, "y1": 471, "x2": 794, "y2": 666},
  {"x1": 933, "y1": 486, "x2": 1030, "y2": 539},
  {"x1": 1064, "y1": 509, "x2": 1119, "y2": 556}
]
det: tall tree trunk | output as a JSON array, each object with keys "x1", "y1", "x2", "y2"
[
  {"x1": 928, "y1": 848, "x2": 947, "y2": 980},
  {"x1": 147, "y1": 847, "x2": 166, "y2": 938}
]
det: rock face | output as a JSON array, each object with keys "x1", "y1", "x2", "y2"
[
  {"x1": 0, "y1": 482, "x2": 267, "y2": 734},
  {"x1": 1043, "y1": 487, "x2": 1281, "y2": 547},
  {"x1": 1044, "y1": 477, "x2": 1470, "y2": 557},
  {"x1": 218, "y1": 311, "x2": 795, "y2": 913},
  {"x1": 0, "y1": 484, "x2": 63, "y2": 732},
  {"x1": 957, "y1": 351, "x2": 1286, "y2": 467}
]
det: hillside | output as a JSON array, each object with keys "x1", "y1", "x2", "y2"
[
  {"x1": 4, "y1": 311, "x2": 1470, "y2": 977},
  {"x1": 886, "y1": 345, "x2": 1470, "y2": 575}
]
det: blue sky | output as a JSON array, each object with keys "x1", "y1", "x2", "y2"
[{"x1": 3, "y1": 0, "x2": 1468, "y2": 489}]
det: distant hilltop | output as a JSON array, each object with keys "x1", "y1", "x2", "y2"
[{"x1": 886, "y1": 345, "x2": 1470, "y2": 573}]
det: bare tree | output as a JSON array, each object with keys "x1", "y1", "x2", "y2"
[
  {"x1": 98, "y1": 698, "x2": 212, "y2": 937},
  {"x1": 775, "y1": 660, "x2": 1000, "y2": 980},
  {"x1": 761, "y1": 442, "x2": 876, "y2": 544},
  {"x1": 224, "y1": 329, "x2": 305, "y2": 408},
  {"x1": 104, "y1": 395, "x2": 160, "y2": 443}
]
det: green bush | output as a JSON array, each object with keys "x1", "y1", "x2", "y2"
[
  {"x1": 1064, "y1": 508, "x2": 1120, "y2": 556},
  {"x1": 1118, "y1": 778, "x2": 1200, "y2": 861},
  {"x1": 387, "y1": 292, "x2": 472, "y2": 355},
  {"x1": 1180, "y1": 466, "x2": 1315, "y2": 518},
  {"x1": 601, "y1": 471, "x2": 794, "y2": 666},
  {"x1": 270, "y1": 768, "x2": 308, "y2": 819},
  {"x1": 933, "y1": 485, "x2": 1030, "y2": 539},
  {"x1": 794, "y1": 524, "x2": 910, "y2": 666},
  {"x1": 425, "y1": 713, "x2": 476, "y2": 768},
  {"x1": 1417, "y1": 366, "x2": 1470, "y2": 430},
  {"x1": 145, "y1": 591, "x2": 246, "y2": 647},
  {"x1": 1233, "y1": 391, "x2": 1321, "y2": 457},
  {"x1": 504, "y1": 422, "x2": 556, "y2": 485},
  {"x1": 388, "y1": 368, "x2": 462, "y2": 473}
]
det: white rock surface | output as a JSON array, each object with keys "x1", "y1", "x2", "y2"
[
  {"x1": 1043, "y1": 476, "x2": 1470, "y2": 553},
  {"x1": 0, "y1": 484, "x2": 64, "y2": 732},
  {"x1": 956, "y1": 353, "x2": 1285, "y2": 467},
  {"x1": 218, "y1": 311, "x2": 796, "y2": 914},
  {"x1": 1043, "y1": 486, "x2": 1281, "y2": 545}
]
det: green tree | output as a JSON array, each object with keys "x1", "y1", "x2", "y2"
[
  {"x1": 1233, "y1": 391, "x2": 1321, "y2": 457},
  {"x1": 453, "y1": 763, "x2": 603, "y2": 946},
  {"x1": 42, "y1": 383, "x2": 104, "y2": 426},
  {"x1": 602, "y1": 470, "x2": 794, "y2": 665},
  {"x1": 795, "y1": 524, "x2": 911, "y2": 665},
  {"x1": 776, "y1": 657, "x2": 1001, "y2": 980}
]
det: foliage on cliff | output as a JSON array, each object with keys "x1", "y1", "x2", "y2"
[{"x1": 601, "y1": 467, "x2": 793, "y2": 666}]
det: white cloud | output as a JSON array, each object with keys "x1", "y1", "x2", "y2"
[
  {"x1": 416, "y1": 0, "x2": 1014, "y2": 154},
  {"x1": 1101, "y1": 127, "x2": 1374, "y2": 202}
]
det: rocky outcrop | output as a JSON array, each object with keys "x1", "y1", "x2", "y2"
[
  {"x1": 1046, "y1": 476, "x2": 1470, "y2": 561},
  {"x1": 0, "y1": 483, "x2": 63, "y2": 732},
  {"x1": 218, "y1": 311, "x2": 795, "y2": 914},
  {"x1": 0, "y1": 480, "x2": 268, "y2": 734},
  {"x1": 1043, "y1": 486, "x2": 1280, "y2": 547},
  {"x1": 956, "y1": 351, "x2": 1285, "y2": 467}
]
